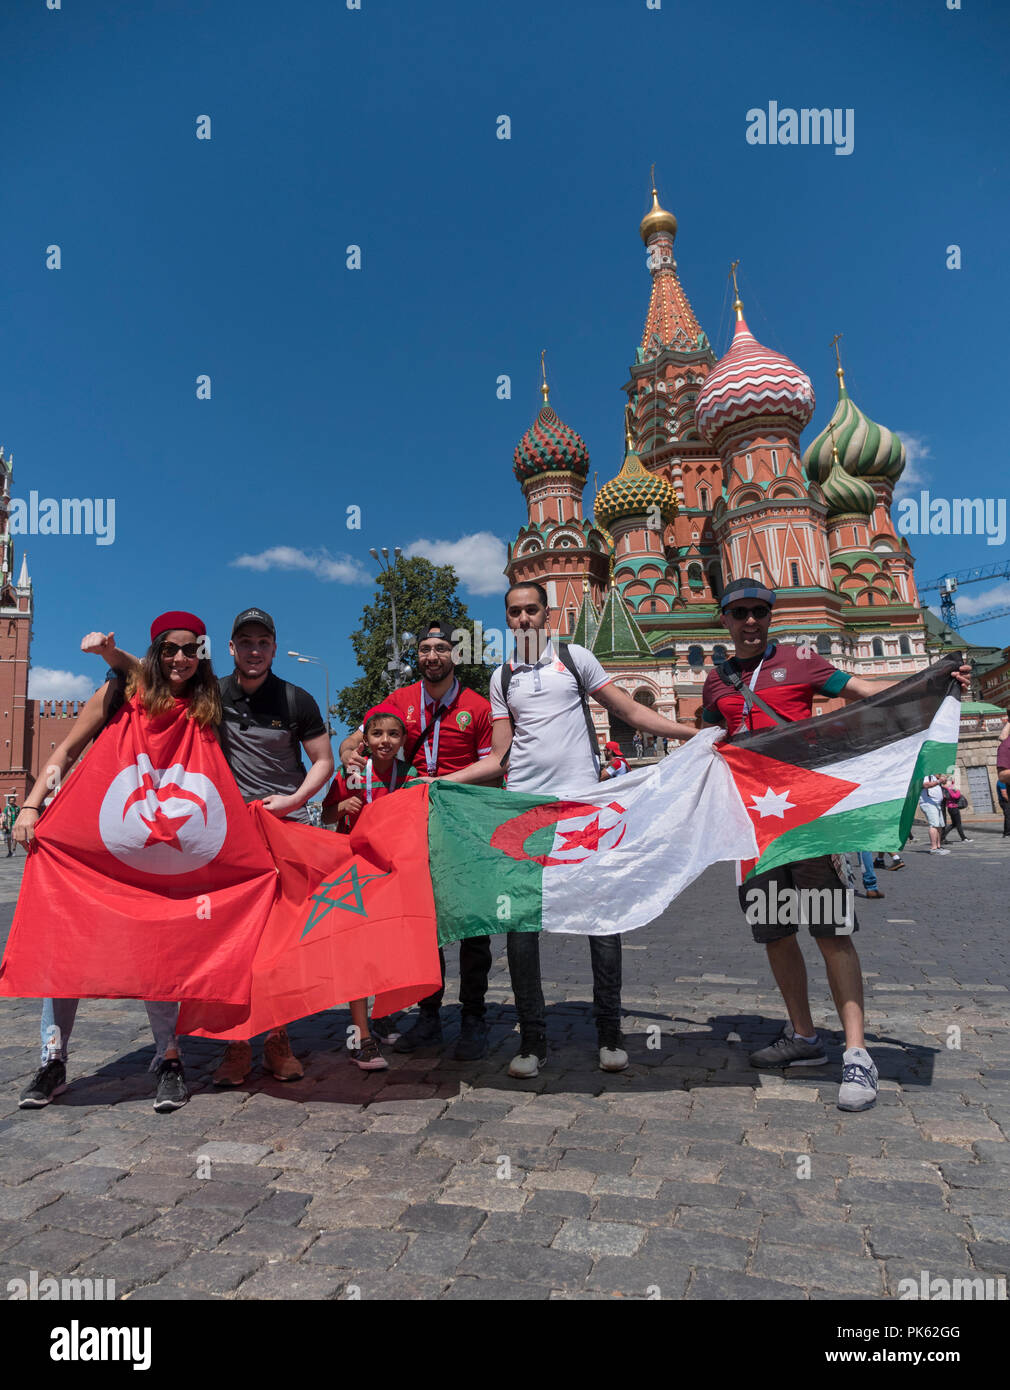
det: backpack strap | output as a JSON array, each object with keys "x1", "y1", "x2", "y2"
[
  {"x1": 717, "y1": 660, "x2": 787, "y2": 730},
  {"x1": 498, "y1": 663, "x2": 516, "y2": 769},
  {"x1": 557, "y1": 642, "x2": 602, "y2": 764}
]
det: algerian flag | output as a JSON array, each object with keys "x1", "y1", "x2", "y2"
[{"x1": 430, "y1": 654, "x2": 963, "y2": 939}]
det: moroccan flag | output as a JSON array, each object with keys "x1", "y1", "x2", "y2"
[
  {"x1": 177, "y1": 787, "x2": 441, "y2": 1040},
  {"x1": 0, "y1": 698, "x2": 277, "y2": 1004},
  {"x1": 428, "y1": 654, "x2": 962, "y2": 939},
  {"x1": 723, "y1": 653, "x2": 963, "y2": 880}
]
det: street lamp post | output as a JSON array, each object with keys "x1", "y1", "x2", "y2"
[
  {"x1": 369, "y1": 546, "x2": 415, "y2": 690},
  {"x1": 287, "y1": 651, "x2": 333, "y2": 737}
]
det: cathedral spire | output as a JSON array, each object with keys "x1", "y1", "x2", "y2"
[{"x1": 638, "y1": 170, "x2": 704, "y2": 356}]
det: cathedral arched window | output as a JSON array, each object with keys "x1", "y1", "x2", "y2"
[
  {"x1": 698, "y1": 487, "x2": 709, "y2": 511},
  {"x1": 790, "y1": 562, "x2": 801, "y2": 587},
  {"x1": 872, "y1": 638, "x2": 884, "y2": 657},
  {"x1": 899, "y1": 635, "x2": 911, "y2": 655},
  {"x1": 816, "y1": 634, "x2": 832, "y2": 656},
  {"x1": 687, "y1": 563, "x2": 704, "y2": 590},
  {"x1": 744, "y1": 453, "x2": 754, "y2": 480}
]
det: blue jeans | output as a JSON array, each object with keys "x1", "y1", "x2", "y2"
[
  {"x1": 506, "y1": 931, "x2": 622, "y2": 1036},
  {"x1": 40, "y1": 999, "x2": 180, "y2": 1068},
  {"x1": 859, "y1": 852, "x2": 878, "y2": 891}
]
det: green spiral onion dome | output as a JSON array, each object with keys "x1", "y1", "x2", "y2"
[
  {"x1": 821, "y1": 455, "x2": 877, "y2": 518},
  {"x1": 594, "y1": 445, "x2": 679, "y2": 529},
  {"x1": 804, "y1": 383, "x2": 905, "y2": 485},
  {"x1": 513, "y1": 403, "x2": 590, "y2": 484}
]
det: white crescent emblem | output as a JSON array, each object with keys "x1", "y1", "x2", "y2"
[{"x1": 98, "y1": 755, "x2": 227, "y2": 875}]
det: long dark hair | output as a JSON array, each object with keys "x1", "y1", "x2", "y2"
[{"x1": 127, "y1": 635, "x2": 222, "y2": 728}]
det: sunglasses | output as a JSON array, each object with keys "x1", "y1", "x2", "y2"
[
  {"x1": 725, "y1": 604, "x2": 771, "y2": 621},
  {"x1": 161, "y1": 642, "x2": 201, "y2": 658}
]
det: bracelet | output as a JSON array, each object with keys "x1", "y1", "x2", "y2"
[{"x1": 20, "y1": 807, "x2": 40, "y2": 815}]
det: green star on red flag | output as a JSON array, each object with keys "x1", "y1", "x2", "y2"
[{"x1": 301, "y1": 864, "x2": 390, "y2": 938}]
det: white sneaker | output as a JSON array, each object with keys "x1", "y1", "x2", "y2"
[
  {"x1": 838, "y1": 1047, "x2": 878, "y2": 1112},
  {"x1": 599, "y1": 1045, "x2": 629, "y2": 1072},
  {"x1": 929, "y1": 848, "x2": 951, "y2": 855},
  {"x1": 508, "y1": 1034, "x2": 547, "y2": 1078}
]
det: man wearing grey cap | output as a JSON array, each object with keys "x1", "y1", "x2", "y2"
[{"x1": 702, "y1": 578, "x2": 970, "y2": 1113}]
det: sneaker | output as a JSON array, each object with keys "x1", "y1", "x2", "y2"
[
  {"x1": 212, "y1": 1040, "x2": 252, "y2": 1087},
  {"x1": 837, "y1": 1047, "x2": 878, "y2": 1111},
  {"x1": 960, "y1": 837, "x2": 974, "y2": 843},
  {"x1": 929, "y1": 848, "x2": 951, "y2": 855},
  {"x1": 888, "y1": 859, "x2": 905, "y2": 870},
  {"x1": 263, "y1": 1028, "x2": 303, "y2": 1081},
  {"x1": 749, "y1": 1025, "x2": 828, "y2": 1069},
  {"x1": 19, "y1": 1058, "x2": 68, "y2": 1108},
  {"x1": 508, "y1": 1031, "x2": 547, "y2": 1079},
  {"x1": 872, "y1": 857, "x2": 886, "y2": 868},
  {"x1": 349, "y1": 1034, "x2": 389, "y2": 1071},
  {"x1": 864, "y1": 889, "x2": 885, "y2": 899},
  {"x1": 598, "y1": 1029, "x2": 629, "y2": 1073},
  {"x1": 392, "y1": 1011, "x2": 443, "y2": 1054},
  {"x1": 370, "y1": 1014, "x2": 402, "y2": 1044},
  {"x1": 453, "y1": 1013, "x2": 489, "y2": 1061},
  {"x1": 153, "y1": 1058, "x2": 189, "y2": 1112}
]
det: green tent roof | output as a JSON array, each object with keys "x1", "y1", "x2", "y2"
[{"x1": 592, "y1": 586, "x2": 654, "y2": 660}]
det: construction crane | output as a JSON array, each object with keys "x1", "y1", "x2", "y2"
[{"x1": 918, "y1": 561, "x2": 1010, "y2": 629}]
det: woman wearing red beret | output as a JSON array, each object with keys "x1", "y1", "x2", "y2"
[{"x1": 16, "y1": 612, "x2": 218, "y2": 1114}]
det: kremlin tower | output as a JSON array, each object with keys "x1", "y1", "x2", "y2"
[{"x1": 505, "y1": 179, "x2": 929, "y2": 746}]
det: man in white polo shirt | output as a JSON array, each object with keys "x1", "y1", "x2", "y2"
[
  {"x1": 442, "y1": 582, "x2": 698, "y2": 1078},
  {"x1": 918, "y1": 775, "x2": 950, "y2": 855}
]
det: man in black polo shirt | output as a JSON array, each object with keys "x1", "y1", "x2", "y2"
[{"x1": 213, "y1": 608, "x2": 334, "y2": 1083}]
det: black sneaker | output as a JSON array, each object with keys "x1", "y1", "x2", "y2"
[
  {"x1": 19, "y1": 1058, "x2": 67, "y2": 1108},
  {"x1": 749, "y1": 1025, "x2": 828, "y2": 1069},
  {"x1": 349, "y1": 1035, "x2": 389, "y2": 1071},
  {"x1": 453, "y1": 1013, "x2": 489, "y2": 1061},
  {"x1": 153, "y1": 1058, "x2": 189, "y2": 1112},
  {"x1": 393, "y1": 1011, "x2": 443, "y2": 1053},
  {"x1": 371, "y1": 1014, "x2": 402, "y2": 1044}
]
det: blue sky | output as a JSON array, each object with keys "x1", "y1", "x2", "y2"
[{"x1": 2, "y1": 0, "x2": 1008, "y2": 715}]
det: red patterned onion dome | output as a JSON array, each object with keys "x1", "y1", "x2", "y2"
[
  {"x1": 513, "y1": 402, "x2": 590, "y2": 484},
  {"x1": 695, "y1": 315, "x2": 815, "y2": 447}
]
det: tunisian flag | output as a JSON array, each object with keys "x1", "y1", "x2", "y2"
[
  {"x1": 0, "y1": 697, "x2": 277, "y2": 1004},
  {"x1": 178, "y1": 786, "x2": 442, "y2": 1040}
]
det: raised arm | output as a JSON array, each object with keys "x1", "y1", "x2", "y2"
[
  {"x1": 592, "y1": 682, "x2": 697, "y2": 743},
  {"x1": 81, "y1": 630, "x2": 141, "y2": 678}
]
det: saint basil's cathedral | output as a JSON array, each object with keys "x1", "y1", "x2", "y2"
[{"x1": 506, "y1": 181, "x2": 927, "y2": 749}]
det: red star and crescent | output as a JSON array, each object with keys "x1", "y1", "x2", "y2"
[{"x1": 138, "y1": 807, "x2": 194, "y2": 851}]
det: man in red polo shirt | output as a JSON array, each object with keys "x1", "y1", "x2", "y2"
[
  {"x1": 337, "y1": 618, "x2": 494, "y2": 1059},
  {"x1": 703, "y1": 578, "x2": 971, "y2": 1113}
]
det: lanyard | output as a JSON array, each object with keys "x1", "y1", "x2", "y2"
[
  {"x1": 365, "y1": 758, "x2": 401, "y2": 804},
  {"x1": 735, "y1": 651, "x2": 769, "y2": 735},
  {"x1": 419, "y1": 678, "x2": 458, "y2": 774}
]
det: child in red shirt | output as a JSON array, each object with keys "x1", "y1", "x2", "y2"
[{"x1": 321, "y1": 704, "x2": 419, "y2": 1069}]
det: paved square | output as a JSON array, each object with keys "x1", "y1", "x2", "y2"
[{"x1": 1, "y1": 831, "x2": 1008, "y2": 1300}]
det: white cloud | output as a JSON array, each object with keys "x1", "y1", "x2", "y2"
[
  {"x1": 947, "y1": 581, "x2": 1010, "y2": 618},
  {"x1": 405, "y1": 532, "x2": 509, "y2": 596},
  {"x1": 29, "y1": 668, "x2": 94, "y2": 701},
  {"x1": 893, "y1": 432, "x2": 931, "y2": 500},
  {"x1": 231, "y1": 546, "x2": 371, "y2": 585}
]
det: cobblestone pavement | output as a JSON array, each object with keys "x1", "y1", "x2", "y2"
[{"x1": 1, "y1": 828, "x2": 1008, "y2": 1301}]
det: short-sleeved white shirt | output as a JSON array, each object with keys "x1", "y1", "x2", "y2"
[{"x1": 489, "y1": 639, "x2": 611, "y2": 795}]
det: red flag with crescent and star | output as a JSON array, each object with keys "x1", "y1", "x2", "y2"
[
  {"x1": 0, "y1": 697, "x2": 278, "y2": 1004},
  {"x1": 177, "y1": 785, "x2": 441, "y2": 1039}
]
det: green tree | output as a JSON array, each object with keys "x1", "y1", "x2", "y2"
[{"x1": 335, "y1": 556, "x2": 492, "y2": 729}]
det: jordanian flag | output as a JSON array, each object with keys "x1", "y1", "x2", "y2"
[
  {"x1": 723, "y1": 653, "x2": 963, "y2": 881},
  {"x1": 429, "y1": 653, "x2": 963, "y2": 936}
]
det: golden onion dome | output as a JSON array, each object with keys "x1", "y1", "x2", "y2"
[
  {"x1": 640, "y1": 174, "x2": 677, "y2": 245},
  {"x1": 595, "y1": 444, "x2": 679, "y2": 529}
]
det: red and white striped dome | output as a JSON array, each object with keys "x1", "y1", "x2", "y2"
[{"x1": 695, "y1": 315, "x2": 815, "y2": 447}]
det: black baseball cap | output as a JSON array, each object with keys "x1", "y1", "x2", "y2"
[
  {"x1": 232, "y1": 607, "x2": 276, "y2": 637},
  {"x1": 719, "y1": 579, "x2": 776, "y2": 611},
  {"x1": 418, "y1": 619, "x2": 455, "y2": 646}
]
